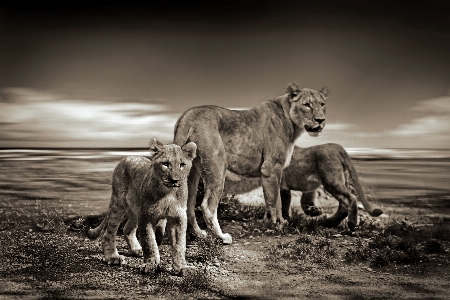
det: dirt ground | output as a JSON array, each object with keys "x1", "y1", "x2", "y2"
[
  {"x1": 0, "y1": 216, "x2": 449, "y2": 300},
  {"x1": 0, "y1": 152, "x2": 449, "y2": 299}
]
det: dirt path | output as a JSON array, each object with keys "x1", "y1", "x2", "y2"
[{"x1": 1, "y1": 218, "x2": 449, "y2": 300}]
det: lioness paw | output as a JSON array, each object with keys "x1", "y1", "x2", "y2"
[
  {"x1": 106, "y1": 255, "x2": 125, "y2": 266},
  {"x1": 221, "y1": 233, "x2": 232, "y2": 245}
]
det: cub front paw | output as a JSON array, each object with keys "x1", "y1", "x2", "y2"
[
  {"x1": 175, "y1": 265, "x2": 197, "y2": 277},
  {"x1": 106, "y1": 255, "x2": 125, "y2": 265},
  {"x1": 304, "y1": 205, "x2": 323, "y2": 217},
  {"x1": 139, "y1": 262, "x2": 161, "y2": 275},
  {"x1": 129, "y1": 248, "x2": 143, "y2": 257}
]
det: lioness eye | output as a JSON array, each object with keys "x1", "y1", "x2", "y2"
[
  {"x1": 320, "y1": 103, "x2": 325, "y2": 107},
  {"x1": 162, "y1": 162, "x2": 170, "y2": 168},
  {"x1": 304, "y1": 103, "x2": 311, "y2": 108},
  {"x1": 180, "y1": 163, "x2": 186, "y2": 168}
]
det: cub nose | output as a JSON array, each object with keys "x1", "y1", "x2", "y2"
[
  {"x1": 168, "y1": 176, "x2": 180, "y2": 183},
  {"x1": 314, "y1": 117, "x2": 325, "y2": 124}
]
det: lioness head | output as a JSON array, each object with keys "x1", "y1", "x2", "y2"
[
  {"x1": 286, "y1": 83, "x2": 329, "y2": 137},
  {"x1": 148, "y1": 138, "x2": 197, "y2": 189}
]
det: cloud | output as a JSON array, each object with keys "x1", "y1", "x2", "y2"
[
  {"x1": 323, "y1": 123, "x2": 354, "y2": 131},
  {"x1": 0, "y1": 88, "x2": 177, "y2": 147},
  {"x1": 389, "y1": 96, "x2": 450, "y2": 137}
]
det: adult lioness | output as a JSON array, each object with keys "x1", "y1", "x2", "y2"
[
  {"x1": 85, "y1": 138, "x2": 197, "y2": 276},
  {"x1": 223, "y1": 143, "x2": 383, "y2": 230},
  {"x1": 173, "y1": 83, "x2": 328, "y2": 244}
]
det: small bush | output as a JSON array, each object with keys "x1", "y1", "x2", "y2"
[
  {"x1": 266, "y1": 234, "x2": 336, "y2": 271},
  {"x1": 423, "y1": 239, "x2": 445, "y2": 254},
  {"x1": 344, "y1": 219, "x2": 443, "y2": 268}
]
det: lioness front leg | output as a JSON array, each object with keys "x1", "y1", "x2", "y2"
[
  {"x1": 138, "y1": 214, "x2": 161, "y2": 275},
  {"x1": 167, "y1": 216, "x2": 195, "y2": 276},
  {"x1": 261, "y1": 163, "x2": 285, "y2": 224}
]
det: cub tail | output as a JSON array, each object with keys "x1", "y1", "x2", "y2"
[
  {"x1": 341, "y1": 151, "x2": 383, "y2": 217},
  {"x1": 84, "y1": 215, "x2": 108, "y2": 240}
]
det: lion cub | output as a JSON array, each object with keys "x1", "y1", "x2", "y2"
[{"x1": 85, "y1": 138, "x2": 197, "y2": 276}]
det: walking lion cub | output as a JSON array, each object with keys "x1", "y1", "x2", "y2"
[{"x1": 85, "y1": 138, "x2": 197, "y2": 276}]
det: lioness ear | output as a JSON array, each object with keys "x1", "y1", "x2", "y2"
[
  {"x1": 148, "y1": 137, "x2": 164, "y2": 158},
  {"x1": 182, "y1": 142, "x2": 197, "y2": 160},
  {"x1": 286, "y1": 82, "x2": 301, "y2": 102},
  {"x1": 320, "y1": 87, "x2": 329, "y2": 98}
]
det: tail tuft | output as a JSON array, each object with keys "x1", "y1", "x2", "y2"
[
  {"x1": 83, "y1": 215, "x2": 108, "y2": 240},
  {"x1": 369, "y1": 208, "x2": 383, "y2": 217}
]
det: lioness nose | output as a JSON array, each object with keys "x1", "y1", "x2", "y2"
[{"x1": 314, "y1": 117, "x2": 325, "y2": 124}]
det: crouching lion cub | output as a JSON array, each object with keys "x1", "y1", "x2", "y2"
[
  {"x1": 224, "y1": 143, "x2": 383, "y2": 230},
  {"x1": 85, "y1": 138, "x2": 197, "y2": 276}
]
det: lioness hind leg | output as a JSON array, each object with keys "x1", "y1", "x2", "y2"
[
  {"x1": 186, "y1": 166, "x2": 206, "y2": 239},
  {"x1": 261, "y1": 163, "x2": 285, "y2": 224},
  {"x1": 123, "y1": 210, "x2": 142, "y2": 257},
  {"x1": 195, "y1": 136, "x2": 232, "y2": 244},
  {"x1": 200, "y1": 184, "x2": 232, "y2": 244},
  {"x1": 102, "y1": 198, "x2": 126, "y2": 265}
]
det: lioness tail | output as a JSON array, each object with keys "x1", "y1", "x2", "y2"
[{"x1": 342, "y1": 151, "x2": 383, "y2": 217}]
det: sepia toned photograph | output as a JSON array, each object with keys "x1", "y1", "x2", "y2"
[{"x1": 0, "y1": 1, "x2": 449, "y2": 299}]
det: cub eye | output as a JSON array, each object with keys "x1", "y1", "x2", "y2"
[
  {"x1": 180, "y1": 163, "x2": 186, "y2": 168},
  {"x1": 162, "y1": 162, "x2": 170, "y2": 168},
  {"x1": 320, "y1": 102, "x2": 325, "y2": 107},
  {"x1": 303, "y1": 103, "x2": 311, "y2": 108}
]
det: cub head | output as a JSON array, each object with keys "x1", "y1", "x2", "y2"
[
  {"x1": 148, "y1": 137, "x2": 197, "y2": 189},
  {"x1": 286, "y1": 83, "x2": 329, "y2": 137}
]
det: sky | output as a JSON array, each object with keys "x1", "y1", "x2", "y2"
[{"x1": 0, "y1": 1, "x2": 449, "y2": 149}]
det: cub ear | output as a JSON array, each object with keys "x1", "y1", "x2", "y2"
[
  {"x1": 148, "y1": 137, "x2": 165, "y2": 158},
  {"x1": 182, "y1": 142, "x2": 197, "y2": 160},
  {"x1": 320, "y1": 87, "x2": 329, "y2": 98},
  {"x1": 286, "y1": 82, "x2": 301, "y2": 102}
]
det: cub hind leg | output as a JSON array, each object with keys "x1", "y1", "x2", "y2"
[
  {"x1": 300, "y1": 191, "x2": 324, "y2": 217},
  {"x1": 123, "y1": 210, "x2": 142, "y2": 257},
  {"x1": 102, "y1": 195, "x2": 127, "y2": 265},
  {"x1": 320, "y1": 186, "x2": 358, "y2": 230}
]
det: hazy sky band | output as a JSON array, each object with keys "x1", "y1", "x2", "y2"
[{"x1": 1, "y1": 1, "x2": 449, "y2": 148}]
